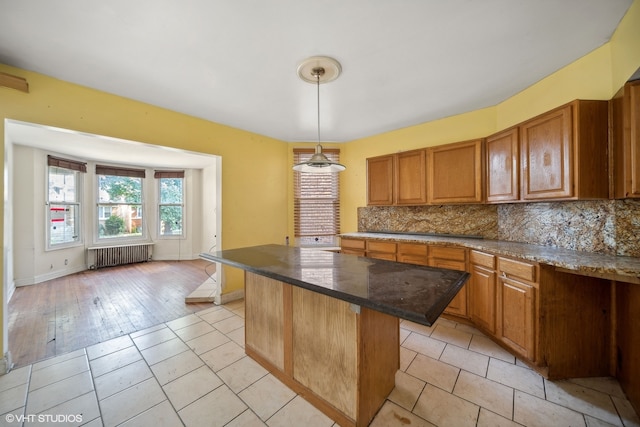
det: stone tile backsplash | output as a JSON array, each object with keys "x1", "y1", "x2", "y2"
[
  {"x1": 357, "y1": 199, "x2": 640, "y2": 257},
  {"x1": 358, "y1": 205, "x2": 499, "y2": 239}
]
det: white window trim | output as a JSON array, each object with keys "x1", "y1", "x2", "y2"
[
  {"x1": 46, "y1": 164, "x2": 83, "y2": 251},
  {"x1": 157, "y1": 175, "x2": 186, "y2": 239}
]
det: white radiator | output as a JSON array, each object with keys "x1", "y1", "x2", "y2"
[{"x1": 88, "y1": 243, "x2": 153, "y2": 269}]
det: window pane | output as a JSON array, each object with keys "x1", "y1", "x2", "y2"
[
  {"x1": 49, "y1": 204, "x2": 79, "y2": 245},
  {"x1": 98, "y1": 175, "x2": 142, "y2": 203},
  {"x1": 98, "y1": 204, "x2": 143, "y2": 238},
  {"x1": 159, "y1": 206, "x2": 183, "y2": 236},
  {"x1": 48, "y1": 166, "x2": 77, "y2": 203},
  {"x1": 160, "y1": 178, "x2": 183, "y2": 203}
]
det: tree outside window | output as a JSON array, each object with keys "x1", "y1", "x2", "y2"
[
  {"x1": 157, "y1": 172, "x2": 184, "y2": 237},
  {"x1": 96, "y1": 165, "x2": 145, "y2": 239}
]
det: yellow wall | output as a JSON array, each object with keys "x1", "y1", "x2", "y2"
[{"x1": 1, "y1": 64, "x2": 289, "y2": 352}]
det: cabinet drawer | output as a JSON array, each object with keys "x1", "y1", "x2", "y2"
[
  {"x1": 398, "y1": 254, "x2": 429, "y2": 265},
  {"x1": 430, "y1": 246, "x2": 466, "y2": 261},
  {"x1": 498, "y1": 257, "x2": 537, "y2": 283},
  {"x1": 470, "y1": 250, "x2": 495, "y2": 269},
  {"x1": 341, "y1": 248, "x2": 365, "y2": 256},
  {"x1": 366, "y1": 241, "x2": 397, "y2": 253},
  {"x1": 369, "y1": 252, "x2": 397, "y2": 261},
  {"x1": 341, "y1": 238, "x2": 365, "y2": 250},
  {"x1": 397, "y1": 243, "x2": 428, "y2": 256}
]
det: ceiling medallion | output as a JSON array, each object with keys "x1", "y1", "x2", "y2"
[{"x1": 293, "y1": 56, "x2": 346, "y2": 173}]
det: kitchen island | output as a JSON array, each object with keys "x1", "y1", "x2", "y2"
[{"x1": 200, "y1": 244, "x2": 469, "y2": 427}]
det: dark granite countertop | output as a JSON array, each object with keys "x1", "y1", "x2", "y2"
[
  {"x1": 341, "y1": 232, "x2": 640, "y2": 282},
  {"x1": 200, "y1": 244, "x2": 469, "y2": 326}
]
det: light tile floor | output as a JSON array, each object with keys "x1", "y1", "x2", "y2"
[{"x1": 1, "y1": 300, "x2": 639, "y2": 427}]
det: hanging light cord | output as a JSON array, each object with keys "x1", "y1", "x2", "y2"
[{"x1": 315, "y1": 69, "x2": 321, "y2": 145}]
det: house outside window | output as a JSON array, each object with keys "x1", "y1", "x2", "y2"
[
  {"x1": 47, "y1": 155, "x2": 86, "y2": 248},
  {"x1": 96, "y1": 165, "x2": 145, "y2": 240},
  {"x1": 156, "y1": 170, "x2": 185, "y2": 237},
  {"x1": 293, "y1": 148, "x2": 341, "y2": 247}
]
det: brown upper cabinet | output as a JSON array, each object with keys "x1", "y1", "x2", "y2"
[
  {"x1": 520, "y1": 100, "x2": 609, "y2": 200},
  {"x1": 612, "y1": 80, "x2": 640, "y2": 199},
  {"x1": 427, "y1": 139, "x2": 484, "y2": 204},
  {"x1": 366, "y1": 149, "x2": 427, "y2": 206},
  {"x1": 367, "y1": 99, "x2": 609, "y2": 206},
  {"x1": 396, "y1": 149, "x2": 427, "y2": 205},
  {"x1": 486, "y1": 127, "x2": 520, "y2": 203},
  {"x1": 366, "y1": 154, "x2": 394, "y2": 205}
]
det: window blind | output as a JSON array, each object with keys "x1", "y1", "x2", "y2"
[
  {"x1": 96, "y1": 165, "x2": 145, "y2": 178},
  {"x1": 293, "y1": 148, "x2": 340, "y2": 237},
  {"x1": 154, "y1": 170, "x2": 185, "y2": 178},
  {"x1": 47, "y1": 155, "x2": 87, "y2": 173}
]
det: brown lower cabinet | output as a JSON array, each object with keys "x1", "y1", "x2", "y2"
[
  {"x1": 343, "y1": 238, "x2": 615, "y2": 380},
  {"x1": 429, "y1": 246, "x2": 468, "y2": 317},
  {"x1": 470, "y1": 251, "x2": 612, "y2": 379},
  {"x1": 469, "y1": 250, "x2": 497, "y2": 334},
  {"x1": 496, "y1": 257, "x2": 538, "y2": 361}
]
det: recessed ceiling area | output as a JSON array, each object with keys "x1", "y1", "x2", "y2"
[
  {"x1": 0, "y1": 1, "x2": 633, "y2": 143},
  {"x1": 5, "y1": 120, "x2": 216, "y2": 169}
]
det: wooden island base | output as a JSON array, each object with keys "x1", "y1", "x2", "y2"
[{"x1": 244, "y1": 272, "x2": 400, "y2": 427}]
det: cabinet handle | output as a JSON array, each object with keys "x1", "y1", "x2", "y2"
[{"x1": 502, "y1": 271, "x2": 507, "y2": 278}]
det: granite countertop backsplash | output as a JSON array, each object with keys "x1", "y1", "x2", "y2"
[
  {"x1": 353, "y1": 200, "x2": 640, "y2": 282},
  {"x1": 340, "y1": 232, "x2": 640, "y2": 282}
]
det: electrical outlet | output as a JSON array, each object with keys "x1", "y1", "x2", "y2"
[{"x1": 64, "y1": 259, "x2": 68, "y2": 265}]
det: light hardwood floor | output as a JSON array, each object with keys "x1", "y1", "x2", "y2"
[{"x1": 7, "y1": 259, "x2": 215, "y2": 368}]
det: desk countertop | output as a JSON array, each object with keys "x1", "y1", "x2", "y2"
[{"x1": 200, "y1": 244, "x2": 469, "y2": 326}]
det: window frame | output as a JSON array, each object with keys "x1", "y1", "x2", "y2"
[
  {"x1": 293, "y1": 148, "x2": 341, "y2": 247},
  {"x1": 95, "y1": 164, "x2": 146, "y2": 242},
  {"x1": 156, "y1": 170, "x2": 185, "y2": 239},
  {"x1": 46, "y1": 156, "x2": 86, "y2": 250}
]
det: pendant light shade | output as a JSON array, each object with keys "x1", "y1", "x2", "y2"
[
  {"x1": 293, "y1": 56, "x2": 346, "y2": 173},
  {"x1": 292, "y1": 143, "x2": 346, "y2": 173}
]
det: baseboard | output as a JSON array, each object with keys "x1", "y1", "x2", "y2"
[
  {"x1": 215, "y1": 289, "x2": 244, "y2": 305},
  {"x1": 0, "y1": 351, "x2": 13, "y2": 375},
  {"x1": 15, "y1": 265, "x2": 87, "y2": 287}
]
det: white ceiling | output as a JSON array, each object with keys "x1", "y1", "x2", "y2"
[{"x1": 0, "y1": 0, "x2": 634, "y2": 145}]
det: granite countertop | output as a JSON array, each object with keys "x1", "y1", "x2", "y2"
[
  {"x1": 341, "y1": 232, "x2": 640, "y2": 282},
  {"x1": 200, "y1": 244, "x2": 469, "y2": 326}
]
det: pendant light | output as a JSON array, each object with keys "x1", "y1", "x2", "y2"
[{"x1": 293, "y1": 56, "x2": 346, "y2": 173}]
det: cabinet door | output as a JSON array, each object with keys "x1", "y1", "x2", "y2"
[
  {"x1": 629, "y1": 81, "x2": 640, "y2": 196},
  {"x1": 367, "y1": 155, "x2": 394, "y2": 205},
  {"x1": 396, "y1": 149, "x2": 427, "y2": 205},
  {"x1": 469, "y1": 264, "x2": 496, "y2": 334},
  {"x1": 626, "y1": 81, "x2": 640, "y2": 197},
  {"x1": 496, "y1": 275, "x2": 536, "y2": 360},
  {"x1": 428, "y1": 139, "x2": 483, "y2": 204},
  {"x1": 486, "y1": 128, "x2": 519, "y2": 202},
  {"x1": 430, "y1": 258, "x2": 467, "y2": 317},
  {"x1": 521, "y1": 105, "x2": 573, "y2": 200}
]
